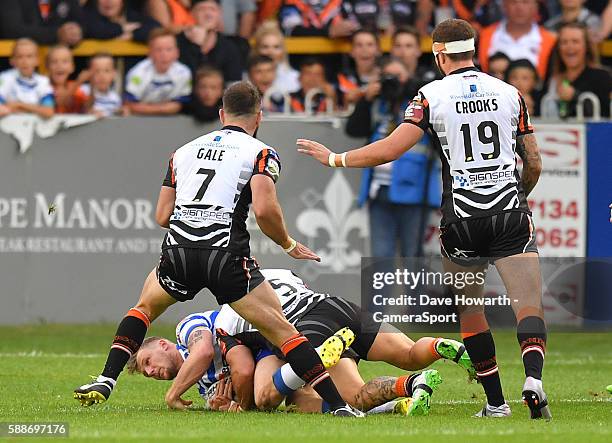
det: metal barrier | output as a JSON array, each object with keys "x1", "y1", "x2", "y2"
[
  {"x1": 262, "y1": 86, "x2": 354, "y2": 120},
  {"x1": 539, "y1": 90, "x2": 605, "y2": 120},
  {"x1": 576, "y1": 92, "x2": 602, "y2": 121}
]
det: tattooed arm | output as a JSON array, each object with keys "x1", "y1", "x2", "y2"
[
  {"x1": 515, "y1": 133, "x2": 543, "y2": 197},
  {"x1": 165, "y1": 328, "x2": 215, "y2": 409},
  {"x1": 353, "y1": 376, "x2": 400, "y2": 412}
]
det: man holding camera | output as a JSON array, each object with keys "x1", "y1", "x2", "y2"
[{"x1": 346, "y1": 57, "x2": 440, "y2": 257}]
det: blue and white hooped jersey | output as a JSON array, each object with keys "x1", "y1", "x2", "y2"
[
  {"x1": 175, "y1": 310, "x2": 228, "y2": 399},
  {"x1": 0, "y1": 69, "x2": 54, "y2": 106}
]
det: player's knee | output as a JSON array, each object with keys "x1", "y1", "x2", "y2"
[
  {"x1": 255, "y1": 386, "x2": 282, "y2": 411},
  {"x1": 132, "y1": 301, "x2": 157, "y2": 322}
]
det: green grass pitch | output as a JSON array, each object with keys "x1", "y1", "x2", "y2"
[{"x1": 0, "y1": 325, "x2": 610, "y2": 442}]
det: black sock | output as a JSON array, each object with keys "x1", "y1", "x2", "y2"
[
  {"x1": 102, "y1": 309, "x2": 150, "y2": 381},
  {"x1": 517, "y1": 316, "x2": 547, "y2": 380},
  {"x1": 463, "y1": 330, "x2": 505, "y2": 407},
  {"x1": 281, "y1": 334, "x2": 345, "y2": 410},
  {"x1": 406, "y1": 373, "x2": 420, "y2": 397}
]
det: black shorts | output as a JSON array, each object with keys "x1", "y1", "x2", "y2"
[
  {"x1": 218, "y1": 297, "x2": 381, "y2": 362},
  {"x1": 295, "y1": 297, "x2": 381, "y2": 361},
  {"x1": 440, "y1": 211, "x2": 538, "y2": 266},
  {"x1": 217, "y1": 331, "x2": 275, "y2": 363},
  {"x1": 156, "y1": 247, "x2": 265, "y2": 304}
]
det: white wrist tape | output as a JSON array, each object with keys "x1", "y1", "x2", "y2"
[
  {"x1": 283, "y1": 238, "x2": 297, "y2": 253},
  {"x1": 328, "y1": 152, "x2": 337, "y2": 167},
  {"x1": 328, "y1": 152, "x2": 347, "y2": 168}
]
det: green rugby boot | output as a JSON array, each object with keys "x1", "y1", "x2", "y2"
[{"x1": 435, "y1": 338, "x2": 477, "y2": 381}]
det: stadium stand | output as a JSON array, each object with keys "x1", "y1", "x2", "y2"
[{"x1": 0, "y1": 0, "x2": 610, "y2": 121}]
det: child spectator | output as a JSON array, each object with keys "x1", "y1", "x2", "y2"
[
  {"x1": 338, "y1": 29, "x2": 380, "y2": 107},
  {"x1": 182, "y1": 66, "x2": 224, "y2": 122},
  {"x1": 505, "y1": 59, "x2": 540, "y2": 116},
  {"x1": 487, "y1": 52, "x2": 511, "y2": 80},
  {"x1": 177, "y1": 0, "x2": 243, "y2": 81},
  {"x1": 252, "y1": 21, "x2": 299, "y2": 94},
  {"x1": 145, "y1": 0, "x2": 195, "y2": 34},
  {"x1": 83, "y1": 0, "x2": 160, "y2": 43},
  {"x1": 82, "y1": 53, "x2": 123, "y2": 117},
  {"x1": 46, "y1": 45, "x2": 89, "y2": 113},
  {"x1": 290, "y1": 57, "x2": 335, "y2": 114},
  {"x1": 247, "y1": 54, "x2": 284, "y2": 112},
  {"x1": 124, "y1": 29, "x2": 192, "y2": 115},
  {"x1": 0, "y1": 39, "x2": 54, "y2": 119},
  {"x1": 545, "y1": 0, "x2": 601, "y2": 34}
]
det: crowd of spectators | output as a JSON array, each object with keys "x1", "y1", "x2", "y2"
[{"x1": 0, "y1": 0, "x2": 610, "y2": 123}]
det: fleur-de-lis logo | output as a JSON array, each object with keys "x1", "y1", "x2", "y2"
[{"x1": 296, "y1": 171, "x2": 368, "y2": 273}]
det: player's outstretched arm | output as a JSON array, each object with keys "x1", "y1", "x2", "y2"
[
  {"x1": 297, "y1": 123, "x2": 424, "y2": 168},
  {"x1": 515, "y1": 133, "x2": 542, "y2": 197},
  {"x1": 155, "y1": 186, "x2": 176, "y2": 228},
  {"x1": 165, "y1": 328, "x2": 214, "y2": 410},
  {"x1": 225, "y1": 344, "x2": 256, "y2": 411},
  {"x1": 251, "y1": 175, "x2": 320, "y2": 261}
]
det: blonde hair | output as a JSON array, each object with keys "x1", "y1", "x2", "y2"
[
  {"x1": 252, "y1": 21, "x2": 289, "y2": 64},
  {"x1": 126, "y1": 336, "x2": 163, "y2": 375},
  {"x1": 11, "y1": 38, "x2": 38, "y2": 58},
  {"x1": 45, "y1": 44, "x2": 73, "y2": 68}
]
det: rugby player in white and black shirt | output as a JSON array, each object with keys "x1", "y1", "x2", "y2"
[
  {"x1": 298, "y1": 19, "x2": 550, "y2": 420},
  {"x1": 74, "y1": 82, "x2": 362, "y2": 417}
]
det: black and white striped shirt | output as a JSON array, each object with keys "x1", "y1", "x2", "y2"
[
  {"x1": 404, "y1": 67, "x2": 533, "y2": 226},
  {"x1": 162, "y1": 126, "x2": 281, "y2": 255},
  {"x1": 215, "y1": 269, "x2": 329, "y2": 335}
]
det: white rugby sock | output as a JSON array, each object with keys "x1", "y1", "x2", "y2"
[
  {"x1": 96, "y1": 375, "x2": 116, "y2": 387},
  {"x1": 272, "y1": 364, "x2": 306, "y2": 395},
  {"x1": 367, "y1": 400, "x2": 400, "y2": 415}
]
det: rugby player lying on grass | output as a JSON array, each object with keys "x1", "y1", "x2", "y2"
[
  {"x1": 128, "y1": 269, "x2": 476, "y2": 414},
  {"x1": 126, "y1": 309, "x2": 348, "y2": 411}
]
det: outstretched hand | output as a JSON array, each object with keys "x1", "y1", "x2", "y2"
[
  {"x1": 288, "y1": 241, "x2": 321, "y2": 262},
  {"x1": 297, "y1": 139, "x2": 333, "y2": 166}
]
